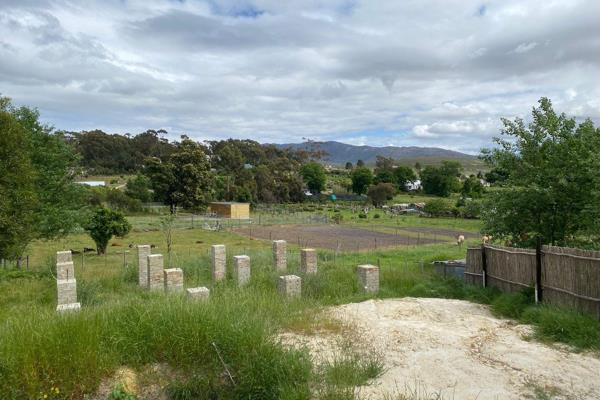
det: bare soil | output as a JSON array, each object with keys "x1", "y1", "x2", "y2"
[
  {"x1": 231, "y1": 225, "x2": 444, "y2": 251},
  {"x1": 283, "y1": 298, "x2": 600, "y2": 399}
]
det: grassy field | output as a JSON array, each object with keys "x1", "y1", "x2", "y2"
[{"x1": 1, "y1": 213, "x2": 598, "y2": 399}]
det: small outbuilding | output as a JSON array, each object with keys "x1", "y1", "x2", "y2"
[{"x1": 209, "y1": 202, "x2": 250, "y2": 219}]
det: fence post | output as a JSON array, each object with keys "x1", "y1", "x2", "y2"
[
  {"x1": 481, "y1": 244, "x2": 487, "y2": 288},
  {"x1": 535, "y1": 237, "x2": 543, "y2": 304}
]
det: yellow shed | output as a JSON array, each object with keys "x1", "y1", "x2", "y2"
[{"x1": 209, "y1": 202, "x2": 250, "y2": 219}]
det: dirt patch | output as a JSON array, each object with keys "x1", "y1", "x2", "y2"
[
  {"x1": 396, "y1": 226, "x2": 481, "y2": 240},
  {"x1": 232, "y1": 225, "x2": 444, "y2": 251},
  {"x1": 283, "y1": 298, "x2": 600, "y2": 399}
]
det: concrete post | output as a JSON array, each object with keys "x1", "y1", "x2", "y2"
[
  {"x1": 278, "y1": 275, "x2": 301, "y2": 298},
  {"x1": 357, "y1": 264, "x2": 379, "y2": 293},
  {"x1": 186, "y1": 287, "x2": 210, "y2": 301},
  {"x1": 233, "y1": 255, "x2": 251, "y2": 287},
  {"x1": 147, "y1": 254, "x2": 164, "y2": 290},
  {"x1": 56, "y1": 251, "x2": 72, "y2": 264},
  {"x1": 300, "y1": 248, "x2": 317, "y2": 274},
  {"x1": 56, "y1": 261, "x2": 75, "y2": 280},
  {"x1": 211, "y1": 245, "x2": 226, "y2": 282},
  {"x1": 137, "y1": 245, "x2": 151, "y2": 287},
  {"x1": 272, "y1": 240, "x2": 287, "y2": 271},
  {"x1": 164, "y1": 268, "x2": 184, "y2": 292}
]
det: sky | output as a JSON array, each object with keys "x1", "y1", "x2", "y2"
[{"x1": 1, "y1": 0, "x2": 600, "y2": 153}]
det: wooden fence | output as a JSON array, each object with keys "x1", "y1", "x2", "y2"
[{"x1": 465, "y1": 244, "x2": 600, "y2": 319}]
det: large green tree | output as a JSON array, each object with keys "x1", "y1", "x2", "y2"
[
  {"x1": 0, "y1": 97, "x2": 84, "y2": 260},
  {"x1": 420, "y1": 161, "x2": 462, "y2": 197},
  {"x1": 481, "y1": 98, "x2": 600, "y2": 247},
  {"x1": 351, "y1": 167, "x2": 373, "y2": 195},
  {"x1": 0, "y1": 111, "x2": 37, "y2": 260},
  {"x1": 300, "y1": 161, "x2": 327, "y2": 194},
  {"x1": 145, "y1": 138, "x2": 214, "y2": 213}
]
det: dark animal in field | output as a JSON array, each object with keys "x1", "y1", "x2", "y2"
[
  {"x1": 70, "y1": 249, "x2": 81, "y2": 255},
  {"x1": 196, "y1": 240, "x2": 204, "y2": 244},
  {"x1": 151, "y1": 244, "x2": 157, "y2": 249},
  {"x1": 83, "y1": 247, "x2": 95, "y2": 253},
  {"x1": 111, "y1": 243, "x2": 122, "y2": 247}
]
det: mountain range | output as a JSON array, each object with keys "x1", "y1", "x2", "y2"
[{"x1": 275, "y1": 141, "x2": 479, "y2": 167}]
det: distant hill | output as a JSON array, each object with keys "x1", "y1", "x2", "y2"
[{"x1": 275, "y1": 141, "x2": 482, "y2": 169}]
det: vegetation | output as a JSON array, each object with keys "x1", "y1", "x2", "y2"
[
  {"x1": 85, "y1": 208, "x2": 132, "y2": 254},
  {"x1": 420, "y1": 161, "x2": 462, "y2": 197},
  {"x1": 351, "y1": 167, "x2": 373, "y2": 195},
  {"x1": 481, "y1": 98, "x2": 600, "y2": 247},
  {"x1": 0, "y1": 97, "x2": 84, "y2": 261},
  {"x1": 367, "y1": 183, "x2": 396, "y2": 206},
  {"x1": 301, "y1": 161, "x2": 327, "y2": 194}
]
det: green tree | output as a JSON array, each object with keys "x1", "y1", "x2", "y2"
[
  {"x1": 356, "y1": 159, "x2": 365, "y2": 167},
  {"x1": 367, "y1": 183, "x2": 396, "y2": 206},
  {"x1": 0, "y1": 111, "x2": 37, "y2": 260},
  {"x1": 481, "y1": 98, "x2": 600, "y2": 246},
  {"x1": 393, "y1": 166, "x2": 417, "y2": 192},
  {"x1": 461, "y1": 175, "x2": 485, "y2": 198},
  {"x1": 85, "y1": 208, "x2": 131, "y2": 255},
  {"x1": 420, "y1": 161, "x2": 462, "y2": 197},
  {"x1": 300, "y1": 161, "x2": 327, "y2": 194},
  {"x1": 144, "y1": 138, "x2": 214, "y2": 213},
  {"x1": 351, "y1": 167, "x2": 373, "y2": 195},
  {"x1": 125, "y1": 174, "x2": 153, "y2": 203},
  {"x1": 0, "y1": 97, "x2": 84, "y2": 260},
  {"x1": 345, "y1": 161, "x2": 353, "y2": 170}
]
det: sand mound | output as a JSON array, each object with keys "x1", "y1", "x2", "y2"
[{"x1": 286, "y1": 298, "x2": 600, "y2": 399}]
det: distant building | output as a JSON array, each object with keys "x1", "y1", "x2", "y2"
[
  {"x1": 209, "y1": 202, "x2": 250, "y2": 219},
  {"x1": 405, "y1": 179, "x2": 422, "y2": 191},
  {"x1": 75, "y1": 181, "x2": 105, "y2": 187}
]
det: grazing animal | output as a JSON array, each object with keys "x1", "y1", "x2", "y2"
[
  {"x1": 70, "y1": 249, "x2": 81, "y2": 255},
  {"x1": 456, "y1": 235, "x2": 465, "y2": 247},
  {"x1": 482, "y1": 235, "x2": 493, "y2": 244},
  {"x1": 83, "y1": 247, "x2": 95, "y2": 253}
]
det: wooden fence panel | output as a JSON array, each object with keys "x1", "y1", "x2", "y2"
[
  {"x1": 542, "y1": 247, "x2": 600, "y2": 319},
  {"x1": 485, "y1": 245, "x2": 536, "y2": 293},
  {"x1": 465, "y1": 247, "x2": 483, "y2": 286},
  {"x1": 464, "y1": 244, "x2": 600, "y2": 319}
]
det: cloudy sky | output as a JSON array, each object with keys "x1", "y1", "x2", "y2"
[{"x1": 2, "y1": 0, "x2": 599, "y2": 153}]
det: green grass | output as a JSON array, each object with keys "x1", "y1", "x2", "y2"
[{"x1": 1, "y1": 218, "x2": 598, "y2": 399}]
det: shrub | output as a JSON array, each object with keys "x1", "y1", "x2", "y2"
[
  {"x1": 422, "y1": 199, "x2": 451, "y2": 217},
  {"x1": 358, "y1": 212, "x2": 367, "y2": 219},
  {"x1": 373, "y1": 213, "x2": 381, "y2": 219}
]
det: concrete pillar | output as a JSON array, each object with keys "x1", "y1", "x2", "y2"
[
  {"x1": 186, "y1": 287, "x2": 209, "y2": 301},
  {"x1": 272, "y1": 240, "x2": 287, "y2": 271},
  {"x1": 300, "y1": 248, "x2": 317, "y2": 274},
  {"x1": 211, "y1": 245, "x2": 226, "y2": 282},
  {"x1": 56, "y1": 251, "x2": 72, "y2": 264},
  {"x1": 57, "y1": 279, "x2": 77, "y2": 304},
  {"x1": 56, "y1": 303, "x2": 81, "y2": 312},
  {"x1": 233, "y1": 255, "x2": 251, "y2": 287},
  {"x1": 164, "y1": 268, "x2": 184, "y2": 292},
  {"x1": 56, "y1": 261, "x2": 75, "y2": 280},
  {"x1": 147, "y1": 254, "x2": 164, "y2": 290},
  {"x1": 357, "y1": 264, "x2": 379, "y2": 293},
  {"x1": 137, "y1": 245, "x2": 151, "y2": 287},
  {"x1": 278, "y1": 275, "x2": 301, "y2": 298}
]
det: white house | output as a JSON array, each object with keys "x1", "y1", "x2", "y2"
[
  {"x1": 75, "y1": 181, "x2": 106, "y2": 187},
  {"x1": 405, "y1": 179, "x2": 422, "y2": 191}
]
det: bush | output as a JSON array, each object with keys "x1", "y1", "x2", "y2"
[
  {"x1": 423, "y1": 199, "x2": 451, "y2": 217},
  {"x1": 373, "y1": 213, "x2": 381, "y2": 219},
  {"x1": 331, "y1": 214, "x2": 343, "y2": 224},
  {"x1": 358, "y1": 212, "x2": 367, "y2": 219}
]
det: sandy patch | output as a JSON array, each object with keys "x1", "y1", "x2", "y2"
[{"x1": 283, "y1": 298, "x2": 600, "y2": 399}]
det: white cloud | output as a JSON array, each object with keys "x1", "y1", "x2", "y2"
[{"x1": 1, "y1": 0, "x2": 600, "y2": 153}]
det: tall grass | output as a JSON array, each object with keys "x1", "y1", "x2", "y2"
[{"x1": 1, "y1": 237, "x2": 599, "y2": 398}]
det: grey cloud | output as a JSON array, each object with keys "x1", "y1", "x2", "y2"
[{"x1": 1, "y1": 0, "x2": 600, "y2": 154}]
